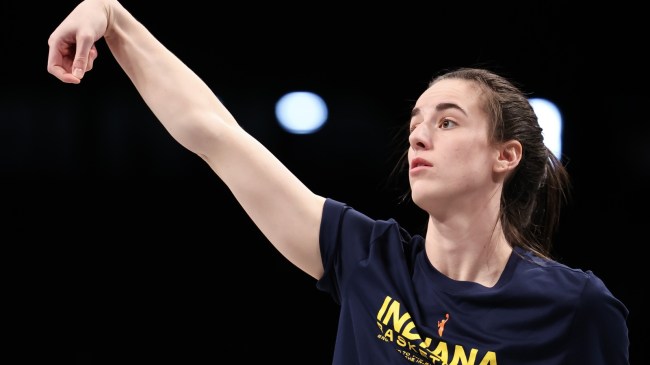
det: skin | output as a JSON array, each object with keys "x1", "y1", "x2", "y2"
[
  {"x1": 47, "y1": 0, "x2": 522, "y2": 288},
  {"x1": 409, "y1": 80, "x2": 522, "y2": 287}
]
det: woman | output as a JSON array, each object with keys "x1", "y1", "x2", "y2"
[{"x1": 47, "y1": 0, "x2": 630, "y2": 363}]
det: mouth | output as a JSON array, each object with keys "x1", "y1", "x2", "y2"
[{"x1": 410, "y1": 158, "x2": 432, "y2": 170}]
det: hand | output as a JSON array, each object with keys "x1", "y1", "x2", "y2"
[{"x1": 46, "y1": 0, "x2": 111, "y2": 84}]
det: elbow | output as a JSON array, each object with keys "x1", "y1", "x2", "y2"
[{"x1": 168, "y1": 111, "x2": 234, "y2": 156}]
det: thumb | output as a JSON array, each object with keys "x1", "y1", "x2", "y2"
[{"x1": 71, "y1": 34, "x2": 96, "y2": 79}]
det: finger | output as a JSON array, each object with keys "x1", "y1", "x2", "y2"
[
  {"x1": 70, "y1": 32, "x2": 98, "y2": 80},
  {"x1": 84, "y1": 44, "x2": 98, "y2": 72},
  {"x1": 47, "y1": 42, "x2": 80, "y2": 84}
]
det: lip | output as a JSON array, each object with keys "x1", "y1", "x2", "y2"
[{"x1": 410, "y1": 157, "x2": 432, "y2": 173}]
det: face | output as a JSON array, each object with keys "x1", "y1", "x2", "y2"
[{"x1": 408, "y1": 78, "x2": 500, "y2": 214}]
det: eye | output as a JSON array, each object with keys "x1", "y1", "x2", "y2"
[{"x1": 440, "y1": 119, "x2": 457, "y2": 129}]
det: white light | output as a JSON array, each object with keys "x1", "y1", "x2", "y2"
[
  {"x1": 529, "y1": 98, "x2": 563, "y2": 159},
  {"x1": 275, "y1": 91, "x2": 328, "y2": 134}
]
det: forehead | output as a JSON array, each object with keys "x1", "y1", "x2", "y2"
[{"x1": 415, "y1": 78, "x2": 484, "y2": 112}]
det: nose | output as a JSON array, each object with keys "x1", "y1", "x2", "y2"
[{"x1": 408, "y1": 124, "x2": 431, "y2": 151}]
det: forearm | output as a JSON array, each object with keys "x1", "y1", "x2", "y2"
[
  {"x1": 48, "y1": 0, "x2": 326, "y2": 280},
  {"x1": 103, "y1": 0, "x2": 234, "y2": 154},
  {"x1": 102, "y1": 1, "x2": 327, "y2": 277}
]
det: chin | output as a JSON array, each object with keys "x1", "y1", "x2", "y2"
[
  {"x1": 410, "y1": 190, "x2": 426, "y2": 208},
  {"x1": 410, "y1": 187, "x2": 443, "y2": 212}
]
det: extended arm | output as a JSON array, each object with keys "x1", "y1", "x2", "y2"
[{"x1": 47, "y1": 0, "x2": 326, "y2": 279}]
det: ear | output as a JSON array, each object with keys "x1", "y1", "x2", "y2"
[{"x1": 494, "y1": 140, "x2": 522, "y2": 173}]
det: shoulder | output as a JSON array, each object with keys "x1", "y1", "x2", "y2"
[
  {"x1": 515, "y1": 248, "x2": 582, "y2": 285},
  {"x1": 514, "y1": 247, "x2": 628, "y2": 315},
  {"x1": 514, "y1": 247, "x2": 594, "y2": 285},
  {"x1": 322, "y1": 198, "x2": 415, "y2": 241},
  {"x1": 320, "y1": 198, "x2": 424, "y2": 264}
]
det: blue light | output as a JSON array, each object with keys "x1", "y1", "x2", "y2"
[
  {"x1": 529, "y1": 98, "x2": 563, "y2": 159},
  {"x1": 275, "y1": 91, "x2": 328, "y2": 134}
]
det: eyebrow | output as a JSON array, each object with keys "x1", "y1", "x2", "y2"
[{"x1": 411, "y1": 102, "x2": 468, "y2": 118}]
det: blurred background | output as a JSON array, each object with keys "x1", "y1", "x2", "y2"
[{"x1": 3, "y1": 0, "x2": 647, "y2": 363}]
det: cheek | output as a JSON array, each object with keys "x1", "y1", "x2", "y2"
[
  {"x1": 455, "y1": 133, "x2": 490, "y2": 156},
  {"x1": 450, "y1": 141, "x2": 492, "y2": 175},
  {"x1": 448, "y1": 144, "x2": 475, "y2": 163}
]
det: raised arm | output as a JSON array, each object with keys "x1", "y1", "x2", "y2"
[{"x1": 47, "y1": 0, "x2": 326, "y2": 279}]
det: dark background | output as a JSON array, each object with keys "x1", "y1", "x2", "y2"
[{"x1": 3, "y1": 1, "x2": 647, "y2": 363}]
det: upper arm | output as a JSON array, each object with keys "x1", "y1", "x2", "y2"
[
  {"x1": 99, "y1": 5, "x2": 327, "y2": 279},
  {"x1": 199, "y1": 122, "x2": 327, "y2": 279},
  {"x1": 566, "y1": 273, "x2": 630, "y2": 364}
]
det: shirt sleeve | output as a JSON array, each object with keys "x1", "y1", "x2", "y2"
[
  {"x1": 316, "y1": 198, "x2": 377, "y2": 304},
  {"x1": 565, "y1": 270, "x2": 630, "y2": 364}
]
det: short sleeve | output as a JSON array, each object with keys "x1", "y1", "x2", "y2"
[{"x1": 565, "y1": 271, "x2": 629, "y2": 364}]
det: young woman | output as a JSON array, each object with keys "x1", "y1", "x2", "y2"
[{"x1": 48, "y1": 1, "x2": 630, "y2": 363}]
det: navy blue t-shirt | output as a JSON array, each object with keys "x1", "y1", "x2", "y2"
[{"x1": 317, "y1": 198, "x2": 629, "y2": 365}]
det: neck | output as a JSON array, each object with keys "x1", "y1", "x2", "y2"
[{"x1": 424, "y1": 213, "x2": 513, "y2": 288}]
